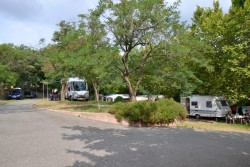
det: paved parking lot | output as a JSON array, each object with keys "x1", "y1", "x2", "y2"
[{"x1": 0, "y1": 99, "x2": 250, "y2": 167}]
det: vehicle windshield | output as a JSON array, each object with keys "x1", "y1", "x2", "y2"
[
  {"x1": 13, "y1": 89, "x2": 21, "y2": 93},
  {"x1": 72, "y1": 81, "x2": 87, "y2": 91},
  {"x1": 216, "y1": 100, "x2": 229, "y2": 108},
  {"x1": 220, "y1": 100, "x2": 229, "y2": 106}
]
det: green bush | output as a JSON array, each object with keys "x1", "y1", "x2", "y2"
[
  {"x1": 109, "y1": 99, "x2": 187, "y2": 126},
  {"x1": 114, "y1": 96, "x2": 124, "y2": 103}
]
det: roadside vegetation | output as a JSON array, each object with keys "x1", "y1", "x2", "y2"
[
  {"x1": 35, "y1": 99, "x2": 112, "y2": 113},
  {"x1": 178, "y1": 119, "x2": 250, "y2": 133},
  {"x1": 34, "y1": 99, "x2": 250, "y2": 133},
  {"x1": 109, "y1": 99, "x2": 187, "y2": 126}
]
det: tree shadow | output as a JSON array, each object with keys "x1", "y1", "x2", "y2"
[
  {"x1": 61, "y1": 125, "x2": 169, "y2": 167},
  {"x1": 62, "y1": 125, "x2": 129, "y2": 167}
]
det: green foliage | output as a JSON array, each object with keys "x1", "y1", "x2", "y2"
[
  {"x1": 232, "y1": 0, "x2": 246, "y2": 7},
  {"x1": 0, "y1": 63, "x2": 19, "y2": 86},
  {"x1": 0, "y1": 44, "x2": 44, "y2": 90},
  {"x1": 141, "y1": 26, "x2": 213, "y2": 98},
  {"x1": 43, "y1": 12, "x2": 120, "y2": 100},
  {"x1": 97, "y1": 0, "x2": 182, "y2": 101},
  {"x1": 109, "y1": 99, "x2": 187, "y2": 126},
  {"x1": 191, "y1": 0, "x2": 250, "y2": 104},
  {"x1": 41, "y1": 0, "x2": 250, "y2": 105},
  {"x1": 114, "y1": 96, "x2": 124, "y2": 103}
]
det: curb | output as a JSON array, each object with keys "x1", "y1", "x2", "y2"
[{"x1": 46, "y1": 108, "x2": 129, "y2": 126}]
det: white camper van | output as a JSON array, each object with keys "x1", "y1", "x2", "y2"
[
  {"x1": 65, "y1": 77, "x2": 89, "y2": 101},
  {"x1": 181, "y1": 95, "x2": 231, "y2": 119}
]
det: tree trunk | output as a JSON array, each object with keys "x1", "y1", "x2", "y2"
[
  {"x1": 130, "y1": 90, "x2": 137, "y2": 102},
  {"x1": 60, "y1": 82, "x2": 67, "y2": 101},
  {"x1": 121, "y1": 48, "x2": 152, "y2": 102},
  {"x1": 124, "y1": 76, "x2": 137, "y2": 102},
  {"x1": 92, "y1": 80, "x2": 100, "y2": 109},
  {"x1": 0, "y1": 86, "x2": 3, "y2": 99}
]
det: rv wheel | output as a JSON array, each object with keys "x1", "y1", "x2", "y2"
[{"x1": 195, "y1": 114, "x2": 200, "y2": 119}]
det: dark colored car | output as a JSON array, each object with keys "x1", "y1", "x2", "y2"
[
  {"x1": 24, "y1": 90, "x2": 37, "y2": 98},
  {"x1": 9, "y1": 88, "x2": 24, "y2": 100},
  {"x1": 50, "y1": 89, "x2": 60, "y2": 101}
]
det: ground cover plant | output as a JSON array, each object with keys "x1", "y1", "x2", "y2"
[
  {"x1": 178, "y1": 119, "x2": 250, "y2": 133},
  {"x1": 35, "y1": 99, "x2": 111, "y2": 112},
  {"x1": 109, "y1": 98, "x2": 187, "y2": 126}
]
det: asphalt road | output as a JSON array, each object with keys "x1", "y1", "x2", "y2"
[{"x1": 0, "y1": 99, "x2": 250, "y2": 167}]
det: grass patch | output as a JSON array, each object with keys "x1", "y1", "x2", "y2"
[
  {"x1": 35, "y1": 99, "x2": 111, "y2": 113},
  {"x1": 178, "y1": 119, "x2": 250, "y2": 133},
  {"x1": 0, "y1": 100, "x2": 16, "y2": 105},
  {"x1": 0, "y1": 100, "x2": 7, "y2": 105}
]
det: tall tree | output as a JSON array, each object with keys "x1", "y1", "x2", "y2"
[
  {"x1": 97, "y1": 0, "x2": 181, "y2": 101},
  {"x1": 43, "y1": 20, "x2": 83, "y2": 100},
  {"x1": 141, "y1": 25, "x2": 213, "y2": 99},
  {"x1": 76, "y1": 11, "x2": 118, "y2": 102},
  {"x1": 191, "y1": 0, "x2": 250, "y2": 103},
  {"x1": 44, "y1": 15, "x2": 119, "y2": 101}
]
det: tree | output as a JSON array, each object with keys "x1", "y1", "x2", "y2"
[
  {"x1": 140, "y1": 25, "x2": 213, "y2": 99},
  {"x1": 0, "y1": 44, "x2": 44, "y2": 92},
  {"x1": 43, "y1": 20, "x2": 84, "y2": 100},
  {"x1": 76, "y1": 11, "x2": 118, "y2": 102},
  {"x1": 191, "y1": 0, "x2": 250, "y2": 104},
  {"x1": 44, "y1": 15, "x2": 119, "y2": 101},
  {"x1": 97, "y1": 0, "x2": 181, "y2": 101},
  {"x1": 0, "y1": 64, "x2": 19, "y2": 97}
]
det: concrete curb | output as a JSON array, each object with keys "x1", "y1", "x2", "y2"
[
  {"x1": 41, "y1": 107, "x2": 178, "y2": 128},
  {"x1": 47, "y1": 108, "x2": 129, "y2": 126}
]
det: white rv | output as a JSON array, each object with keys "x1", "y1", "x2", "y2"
[
  {"x1": 65, "y1": 77, "x2": 89, "y2": 101},
  {"x1": 181, "y1": 95, "x2": 231, "y2": 119}
]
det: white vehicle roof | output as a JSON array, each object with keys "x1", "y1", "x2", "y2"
[
  {"x1": 189, "y1": 95, "x2": 225, "y2": 100},
  {"x1": 105, "y1": 94, "x2": 129, "y2": 98},
  {"x1": 67, "y1": 77, "x2": 86, "y2": 82}
]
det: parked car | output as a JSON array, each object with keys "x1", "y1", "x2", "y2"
[
  {"x1": 50, "y1": 89, "x2": 60, "y2": 101},
  {"x1": 103, "y1": 94, "x2": 130, "y2": 102},
  {"x1": 9, "y1": 88, "x2": 24, "y2": 100},
  {"x1": 24, "y1": 90, "x2": 37, "y2": 98},
  {"x1": 136, "y1": 95, "x2": 164, "y2": 101}
]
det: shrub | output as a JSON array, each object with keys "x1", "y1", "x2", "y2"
[
  {"x1": 114, "y1": 96, "x2": 124, "y2": 103},
  {"x1": 109, "y1": 98, "x2": 187, "y2": 126}
]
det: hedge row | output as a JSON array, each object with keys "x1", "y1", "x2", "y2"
[{"x1": 109, "y1": 98, "x2": 187, "y2": 126}]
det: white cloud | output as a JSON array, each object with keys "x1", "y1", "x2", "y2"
[
  {"x1": 0, "y1": 0, "x2": 231, "y2": 48},
  {"x1": 0, "y1": 0, "x2": 98, "y2": 47},
  {"x1": 0, "y1": 0, "x2": 43, "y2": 21}
]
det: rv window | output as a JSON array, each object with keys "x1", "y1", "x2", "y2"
[
  {"x1": 191, "y1": 101, "x2": 198, "y2": 106},
  {"x1": 220, "y1": 100, "x2": 228, "y2": 107},
  {"x1": 206, "y1": 101, "x2": 212, "y2": 108}
]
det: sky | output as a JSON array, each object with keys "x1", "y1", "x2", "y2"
[{"x1": 0, "y1": 0, "x2": 232, "y2": 48}]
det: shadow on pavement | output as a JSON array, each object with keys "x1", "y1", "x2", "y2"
[{"x1": 62, "y1": 125, "x2": 172, "y2": 167}]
